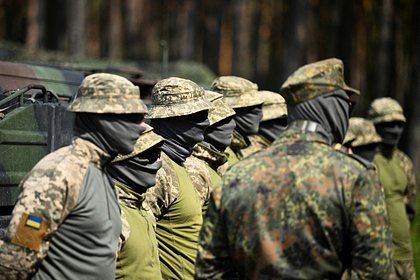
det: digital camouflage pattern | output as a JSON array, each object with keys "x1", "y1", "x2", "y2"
[
  {"x1": 184, "y1": 154, "x2": 213, "y2": 208},
  {"x1": 229, "y1": 130, "x2": 251, "y2": 159},
  {"x1": 211, "y1": 76, "x2": 263, "y2": 109},
  {"x1": 280, "y1": 58, "x2": 359, "y2": 105},
  {"x1": 204, "y1": 90, "x2": 235, "y2": 126},
  {"x1": 0, "y1": 138, "x2": 114, "y2": 279},
  {"x1": 147, "y1": 77, "x2": 211, "y2": 119},
  {"x1": 259, "y1": 90, "x2": 287, "y2": 122},
  {"x1": 113, "y1": 123, "x2": 164, "y2": 162},
  {"x1": 240, "y1": 134, "x2": 272, "y2": 158},
  {"x1": 144, "y1": 152, "x2": 179, "y2": 219},
  {"x1": 343, "y1": 117, "x2": 382, "y2": 147},
  {"x1": 367, "y1": 97, "x2": 406, "y2": 124},
  {"x1": 68, "y1": 73, "x2": 148, "y2": 114},
  {"x1": 196, "y1": 129, "x2": 392, "y2": 279},
  {"x1": 389, "y1": 259, "x2": 416, "y2": 280},
  {"x1": 191, "y1": 143, "x2": 229, "y2": 172}
]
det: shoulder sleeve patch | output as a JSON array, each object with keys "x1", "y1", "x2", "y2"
[{"x1": 11, "y1": 213, "x2": 49, "y2": 252}]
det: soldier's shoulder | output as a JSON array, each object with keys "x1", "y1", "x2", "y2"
[
  {"x1": 335, "y1": 148, "x2": 375, "y2": 170},
  {"x1": 394, "y1": 148, "x2": 414, "y2": 173}
]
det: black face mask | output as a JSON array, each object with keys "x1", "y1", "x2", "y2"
[
  {"x1": 352, "y1": 143, "x2": 379, "y2": 162},
  {"x1": 233, "y1": 105, "x2": 263, "y2": 137},
  {"x1": 287, "y1": 90, "x2": 351, "y2": 144},
  {"x1": 204, "y1": 117, "x2": 236, "y2": 153},
  {"x1": 150, "y1": 110, "x2": 210, "y2": 164},
  {"x1": 74, "y1": 113, "x2": 145, "y2": 157},
  {"x1": 258, "y1": 117, "x2": 288, "y2": 142},
  {"x1": 375, "y1": 121, "x2": 404, "y2": 147},
  {"x1": 107, "y1": 144, "x2": 163, "y2": 194}
]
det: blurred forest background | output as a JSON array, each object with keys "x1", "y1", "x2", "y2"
[{"x1": 0, "y1": 0, "x2": 419, "y2": 273}]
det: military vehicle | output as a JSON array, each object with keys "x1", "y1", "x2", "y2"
[{"x1": 0, "y1": 60, "x2": 156, "y2": 236}]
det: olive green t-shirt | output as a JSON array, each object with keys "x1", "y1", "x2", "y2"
[{"x1": 374, "y1": 151, "x2": 413, "y2": 260}]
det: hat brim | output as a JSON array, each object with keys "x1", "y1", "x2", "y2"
[
  {"x1": 224, "y1": 91, "x2": 264, "y2": 109},
  {"x1": 147, "y1": 99, "x2": 211, "y2": 119},
  {"x1": 68, "y1": 97, "x2": 148, "y2": 114}
]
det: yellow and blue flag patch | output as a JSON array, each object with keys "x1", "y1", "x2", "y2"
[{"x1": 26, "y1": 215, "x2": 42, "y2": 229}]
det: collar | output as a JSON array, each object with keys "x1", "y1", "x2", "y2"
[
  {"x1": 73, "y1": 137, "x2": 111, "y2": 168},
  {"x1": 192, "y1": 143, "x2": 229, "y2": 169}
]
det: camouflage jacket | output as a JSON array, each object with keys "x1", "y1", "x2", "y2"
[
  {"x1": 191, "y1": 143, "x2": 229, "y2": 172},
  {"x1": 229, "y1": 130, "x2": 251, "y2": 159},
  {"x1": 240, "y1": 133, "x2": 271, "y2": 158},
  {"x1": 0, "y1": 138, "x2": 121, "y2": 280},
  {"x1": 196, "y1": 129, "x2": 392, "y2": 279}
]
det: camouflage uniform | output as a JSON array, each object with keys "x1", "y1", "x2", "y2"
[
  {"x1": 196, "y1": 58, "x2": 392, "y2": 279},
  {"x1": 241, "y1": 90, "x2": 288, "y2": 157},
  {"x1": 211, "y1": 76, "x2": 263, "y2": 169},
  {"x1": 368, "y1": 97, "x2": 417, "y2": 280},
  {"x1": 112, "y1": 124, "x2": 165, "y2": 280},
  {"x1": 184, "y1": 90, "x2": 236, "y2": 212},
  {"x1": 144, "y1": 77, "x2": 210, "y2": 280},
  {"x1": 0, "y1": 73, "x2": 147, "y2": 279}
]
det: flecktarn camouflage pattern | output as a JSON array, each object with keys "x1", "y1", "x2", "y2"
[
  {"x1": 211, "y1": 76, "x2": 263, "y2": 109},
  {"x1": 259, "y1": 90, "x2": 287, "y2": 122},
  {"x1": 204, "y1": 90, "x2": 235, "y2": 126},
  {"x1": 113, "y1": 123, "x2": 164, "y2": 162},
  {"x1": 196, "y1": 129, "x2": 392, "y2": 279},
  {"x1": 68, "y1": 73, "x2": 148, "y2": 114},
  {"x1": 280, "y1": 58, "x2": 359, "y2": 104},
  {"x1": 343, "y1": 117, "x2": 382, "y2": 147},
  {"x1": 147, "y1": 77, "x2": 211, "y2": 119},
  {"x1": 367, "y1": 97, "x2": 406, "y2": 124}
]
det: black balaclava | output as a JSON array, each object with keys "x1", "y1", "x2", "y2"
[
  {"x1": 258, "y1": 116, "x2": 288, "y2": 143},
  {"x1": 287, "y1": 89, "x2": 351, "y2": 144},
  {"x1": 233, "y1": 104, "x2": 263, "y2": 137},
  {"x1": 107, "y1": 143, "x2": 163, "y2": 194},
  {"x1": 150, "y1": 110, "x2": 209, "y2": 165},
  {"x1": 375, "y1": 121, "x2": 404, "y2": 147},
  {"x1": 352, "y1": 143, "x2": 379, "y2": 162},
  {"x1": 74, "y1": 113, "x2": 145, "y2": 158},
  {"x1": 203, "y1": 117, "x2": 236, "y2": 153}
]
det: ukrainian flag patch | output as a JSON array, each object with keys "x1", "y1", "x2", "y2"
[{"x1": 26, "y1": 215, "x2": 42, "y2": 229}]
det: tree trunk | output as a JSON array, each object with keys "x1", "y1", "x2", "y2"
[{"x1": 66, "y1": 0, "x2": 87, "y2": 56}]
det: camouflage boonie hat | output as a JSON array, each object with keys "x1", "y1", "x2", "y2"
[
  {"x1": 367, "y1": 97, "x2": 406, "y2": 124},
  {"x1": 280, "y1": 58, "x2": 360, "y2": 105},
  {"x1": 113, "y1": 123, "x2": 164, "y2": 162},
  {"x1": 211, "y1": 76, "x2": 263, "y2": 109},
  {"x1": 68, "y1": 73, "x2": 148, "y2": 113},
  {"x1": 259, "y1": 90, "x2": 287, "y2": 122},
  {"x1": 147, "y1": 77, "x2": 211, "y2": 118},
  {"x1": 205, "y1": 90, "x2": 236, "y2": 125},
  {"x1": 343, "y1": 117, "x2": 382, "y2": 147}
]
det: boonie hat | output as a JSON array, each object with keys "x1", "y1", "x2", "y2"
[
  {"x1": 68, "y1": 73, "x2": 148, "y2": 114},
  {"x1": 211, "y1": 76, "x2": 263, "y2": 109},
  {"x1": 147, "y1": 77, "x2": 211, "y2": 119},
  {"x1": 367, "y1": 97, "x2": 406, "y2": 124}
]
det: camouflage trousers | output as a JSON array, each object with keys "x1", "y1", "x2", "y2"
[{"x1": 389, "y1": 259, "x2": 416, "y2": 280}]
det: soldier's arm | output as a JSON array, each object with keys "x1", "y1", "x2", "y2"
[
  {"x1": 195, "y1": 186, "x2": 238, "y2": 279},
  {"x1": 0, "y1": 171, "x2": 70, "y2": 279},
  {"x1": 348, "y1": 169, "x2": 392, "y2": 279},
  {"x1": 404, "y1": 166, "x2": 416, "y2": 222}
]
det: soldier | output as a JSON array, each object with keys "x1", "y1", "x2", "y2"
[
  {"x1": 184, "y1": 90, "x2": 236, "y2": 212},
  {"x1": 196, "y1": 58, "x2": 392, "y2": 279},
  {"x1": 342, "y1": 117, "x2": 382, "y2": 161},
  {"x1": 107, "y1": 123, "x2": 164, "y2": 280},
  {"x1": 0, "y1": 73, "x2": 148, "y2": 279},
  {"x1": 241, "y1": 90, "x2": 288, "y2": 157},
  {"x1": 368, "y1": 97, "x2": 417, "y2": 280},
  {"x1": 211, "y1": 76, "x2": 263, "y2": 168},
  {"x1": 144, "y1": 77, "x2": 211, "y2": 280}
]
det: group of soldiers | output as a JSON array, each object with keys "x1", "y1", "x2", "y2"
[{"x1": 0, "y1": 57, "x2": 416, "y2": 279}]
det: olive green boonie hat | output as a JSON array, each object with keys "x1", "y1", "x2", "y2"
[
  {"x1": 343, "y1": 117, "x2": 382, "y2": 147},
  {"x1": 205, "y1": 90, "x2": 236, "y2": 126},
  {"x1": 280, "y1": 58, "x2": 360, "y2": 105},
  {"x1": 113, "y1": 123, "x2": 164, "y2": 162},
  {"x1": 367, "y1": 97, "x2": 406, "y2": 124},
  {"x1": 211, "y1": 76, "x2": 263, "y2": 109},
  {"x1": 259, "y1": 90, "x2": 287, "y2": 122},
  {"x1": 147, "y1": 77, "x2": 211, "y2": 119},
  {"x1": 68, "y1": 73, "x2": 148, "y2": 114}
]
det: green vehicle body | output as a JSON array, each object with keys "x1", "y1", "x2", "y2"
[{"x1": 0, "y1": 61, "x2": 155, "y2": 235}]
